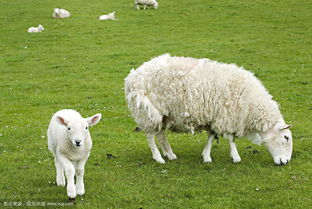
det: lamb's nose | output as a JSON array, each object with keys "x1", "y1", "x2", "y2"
[{"x1": 75, "y1": 139, "x2": 81, "y2": 146}]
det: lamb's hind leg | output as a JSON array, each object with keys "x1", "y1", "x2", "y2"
[
  {"x1": 146, "y1": 133, "x2": 165, "y2": 164},
  {"x1": 202, "y1": 132, "x2": 215, "y2": 163},
  {"x1": 226, "y1": 134, "x2": 241, "y2": 163},
  {"x1": 156, "y1": 131, "x2": 177, "y2": 160}
]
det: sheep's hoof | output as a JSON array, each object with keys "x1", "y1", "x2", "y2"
[
  {"x1": 202, "y1": 156, "x2": 212, "y2": 163},
  {"x1": 231, "y1": 156, "x2": 241, "y2": 163},
  {"x1": 154, "y1": 157, "x2": 165, "y2": 164},
  {"x1": 68, "y1": 197, "x2": 76, "y2": 201},
  {"x1": 165, "y1": 153, "x2": 177, "y2": 160}
]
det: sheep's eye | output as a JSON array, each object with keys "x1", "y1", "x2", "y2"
[
  {"x1": 85, "y1": 127, "x2": 88, "y2": 130},
  {"x1": 284, "y1": 135, "x2": 289, "y2": 141},
  {"x1": 68, "y1": 127, "x2": 71, "y2": 131}
]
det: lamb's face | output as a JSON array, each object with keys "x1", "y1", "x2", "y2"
[
  {"x1": 56, "y1": 113, "x2": 101, "y2": 148},
  {"x1": 66, "y1": 120, "x2": 89, "y2": 147},
  {"x1": 262, "y1": 123, "x2": 293, "y2": 165}
]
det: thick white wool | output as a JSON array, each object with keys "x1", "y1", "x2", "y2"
[{"x1": 125, "y1": 54, "x2": 283, "y2": 137}]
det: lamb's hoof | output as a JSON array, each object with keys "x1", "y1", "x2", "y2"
[
  {"x1": 57, "y1": 181, "x2": 65, "y2": 187},
  {"x1": 76, "y1": 189, "x2": 85, "y2": 196},
  {"x1": 68, "y1": 197, "x2": 76, "y2": 201},
  {"x1": 203, "y1": 155, "x2": 212, "y2": 163},
  {"x1": 165, "y1": 153, "x2": 177, "y2": 161},
  {"x1": 57, "y1": 176, "x2": 65, "y2": 187}
]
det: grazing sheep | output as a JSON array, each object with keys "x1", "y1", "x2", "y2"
[
  {"x1": 99, "y1": 11, "x2": 116, "y2": 20},
  {"x1": 125, "y1": 54, "x2": 293, "y2": 165},
  {"x1": 48, "y1": 109, "x2": 101, "y2": 199},
  {"x1": 134, "y1": 0, "x2": 158, "y2": 10},
  {"x1": 27, "y1": 24, "x2": 44, "y2": 33},
  {"x1": 53, "y1": 8, "x2": 71, "y2": 18}
]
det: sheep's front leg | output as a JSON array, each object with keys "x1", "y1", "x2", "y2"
[
  {"x1": 75, "y1": 153, "x2": 89, "y2": 196},
  {"x1": 202, "y1": 133, "x2": 215, "y2": 163},
  {"x1": 57, "y1": 152, "x2": 76, "y2": 199},
  {"x1": 146, "y1": 133, "x2": 165, "y2": 164},
  {"x1": 143, "y1": 5, "x2": 147, "y2": 10},
  {"x1": 226, "y1": 135, "x2": 241, "y2": 163},
  {"x1": 135, "y1": 4, "x2": 140, "y2": 10},
  {"x1": 55, "y1": 157, "x2": 65, "y2": 186},
  {"x1": 156, "y1": 131, "x2": 177, "y2": 160}
]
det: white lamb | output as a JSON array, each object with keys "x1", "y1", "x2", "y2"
[
  {"x1": 27, "y1": 24, "x2": 44, "y2": 33},
  {"x1": 134, "y1": 0, "x2": 158, "y2": 10},
  {"x1": 48, "y1": 109, "x2": 101, "y2": 199},
  {"x1": 99, "y1": 11, "x2": 116, "y2": 21},
  {"x1": 53, "y1": 8, "x2": 71, "y2": 18},
  {"x1": 125, "y1": 54, "x2": 293, "y2": 165}
]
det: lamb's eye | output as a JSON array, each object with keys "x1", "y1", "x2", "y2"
[
  {"x1": 284, "y1": 135, "x2": 289, "y2": 141},
  {"x1": 68, "y1": 127, "x2": 71, "y2": 131},
  {"x1": 85, "y1": 127, "x2": 88, "y2": 130}
]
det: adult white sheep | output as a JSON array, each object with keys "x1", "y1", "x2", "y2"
[
  {"x1": 48, "y1": 109, "x2": 101, "y2": 200},
  {"x1": 27, "y1": 24, "x2": 44, "y2": 33},
  {"x1": 134, "y1": 0, "x2": 158, "y2": 10},
  {"x1": 53, "y1": 8, "x2": 71, "y2": 18},
  {"x1": 125, "y1": 54, "x2": 293, "y2": 165}
]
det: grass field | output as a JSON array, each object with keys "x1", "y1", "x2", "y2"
[{"x1": 0, "y1": 0, "x2": 311, "y2": 208}]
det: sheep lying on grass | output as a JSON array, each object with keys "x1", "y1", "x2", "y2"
[
  {"x1": 134, "y1": 0, "x2": 158, "y2": 10},
  {"x1": 27, "y1": 24, "x2": 44, "y2": 33},
  {"x1": 48, "y1": 109, "x2": 101, "y2": 200},
  {"x1": 99, "y1": 11, "x2": 116, "y2": 20},
  {"x1": 125, "y1": 54, "x2": 293, "y2": 165},
  {"x1": 53, "y1": 8, "x2": 71, "y2": 18}
]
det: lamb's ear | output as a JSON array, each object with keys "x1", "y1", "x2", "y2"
[
  {"x1": 278, "y1": 124, "x2": 292, "y2": 131},
  {"x1": 56, "y1": 116, "x2": 68, "y2": 126},
  {"x1": 86, "y1": 113, "x2": 102, "y2": 126}
]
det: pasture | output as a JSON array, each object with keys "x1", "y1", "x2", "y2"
[{"x1": 0, "y1": 0, "x2": 311, "y2": 208}]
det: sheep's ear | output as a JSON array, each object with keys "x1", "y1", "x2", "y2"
[
  {"x1": 278, "y1": 124, "x2": 292, "y2": 131},
  {"x1": 86, "y1": 113, "x2": 102, "y2": 126},
  {"x1": 56, "y1": 116, "x2": 68, "y2": 126}
]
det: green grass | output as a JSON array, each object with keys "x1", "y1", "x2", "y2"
[{"x1": 0, "y1": 0, "x2": 311, "y2": 208}]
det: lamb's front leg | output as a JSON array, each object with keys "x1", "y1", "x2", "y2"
[
  {"x1": 146, "y1": 133, "x2": 165, "y2": 164},
  {"x1": 57, "y1": 152, "x2": 76, "y2": 199},
  {"x1": 75, "y1": 153, "x2": 89, "y2": 196},
  {"x1": 226, "y1": 134, "x2": 241, "y2": 163}
]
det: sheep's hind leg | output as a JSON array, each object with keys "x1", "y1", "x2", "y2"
[
  {"x1": 202, "y1": 132, "x2": 215, "y2": 163},
  {"x1": 146, "y1": 133, "x2": 165, "y2": 164},
  {"x1": 55, "y1": 157, "x2": 65, "y2": 186},
  {"x1": 156, "y1": 131, "x2": 177, "y2": 160},
  {"x1": 226, "y1": 134, "x2": 241, "y2": 163}
]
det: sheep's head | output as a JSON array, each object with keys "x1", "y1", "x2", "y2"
[
  {"x1": 153, "y1": 2, "x2": 158, "y2": 9},
  {"x1": 261, "y1": 122, "x2": 292, "y2": 165},
  {"x1": 56, "y1": 113, "x2": 101, "y2": 147},
  {"x1": 38, "y1": 24, "x2": 44, "y2": 31}
]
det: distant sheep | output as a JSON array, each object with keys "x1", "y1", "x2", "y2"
[
  {"x1": 48, "y1": 109, "x2": 101, "y2": 200},
  {"x1": 53, "y1": 8, "x2": 71, "y2": 18},
  {"x1": 134, "y1": 0, "x2": 158, "y2": 10},
  {"x1": 27, "y1": 24, "x2": 44, "y2": 33},
  {"x1": 99, "y1": 11, "x2": 116, "y2": 20},
  {"x1": 125, "y1": 54, "x2": 293, "y2": 165}
]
